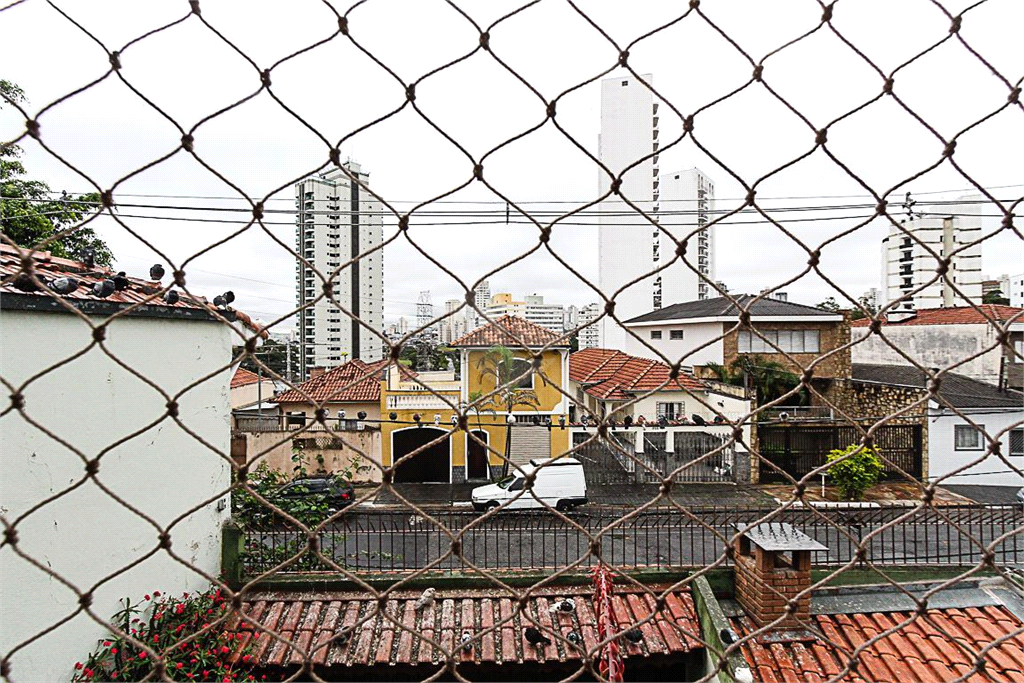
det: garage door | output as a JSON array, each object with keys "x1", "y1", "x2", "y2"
[{"x1": 392, "y1": 427, "x2": 450, "y2": 483}]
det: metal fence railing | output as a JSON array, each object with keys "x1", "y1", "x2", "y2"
[{"x1": 241, "y1": 504, "x2": 1024, "y2": 576}]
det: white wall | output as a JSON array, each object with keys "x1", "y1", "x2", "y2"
[
  {"x1": 1010, "y1": 273, "x2": 1024, "y2": 308},
  {"x1": 928, "y1": 407, "x2": 1024, "y2": 486},
  {"x1": 0, "y1": 310, "x2": 233, "y2": 682},
  {"x1": 624, "y1": 321, "x2": 725, "y2": 367},
  {"x1": 851, "y1": 323, "x2": 1005, "y2": 386}
]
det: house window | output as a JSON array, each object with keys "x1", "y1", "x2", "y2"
[
  {"x1": 498, "y1": 357, "x2": 533, "y2": 390},
  {"x1": 1010, "y1": 429, "x2": 1023, "y2": 457},
  {"x1": 656, "y1": 402, "x2": 684, "y2": 420},
  {"x1": 670, "y1": 330, "x2": 684, "y2": 340},
  {"x1": 954, "y1": 424, "x2": 983, "y2": 450},
  {"x1": 738, "y1": 329, "x2": 820, "y2": 353},
  {"x1": 650, "y1": 330, "x2": 662, "y2": 340}
]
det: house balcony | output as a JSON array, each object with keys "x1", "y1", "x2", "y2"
[{"x1": 386, "y1": 391, "x2": 461, "y2": 411}]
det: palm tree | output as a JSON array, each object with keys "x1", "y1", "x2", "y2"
[
  {"x1": 473, "y1": 345, "x2": 542, "y2": 476},
  {"x1": 728, "y1": 354, "x2": 801, "y2": 406}
]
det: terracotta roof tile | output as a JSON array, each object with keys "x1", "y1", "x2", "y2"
[
  {"x1": 570, "y1": 348, "x2": 705, "y2": 400},
  {"x1": 851, "y1": 305, "x2": 1023, "y2": 327},
  {"x1": 231, "y1": 367, "x2": 262, "y2": 388},
  {"x1": 451, "y1": 315, "x2": 568, "y2": 348},
  {"x1": 229, "y1": 585, "x2": 702, "y2": 670},
  {"x1": 733, "y1": 605, "x2": 1024, "y2": 683},
  {"x1": 0, "y1": 244, "x2": 268, "y2": 337},
  {"x1": 274, "y1": 358, "x2": 413, "y2": 404}
]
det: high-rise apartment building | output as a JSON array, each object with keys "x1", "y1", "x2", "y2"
[
  {"x1": 597, "y1": 73, "x2": 715, "y2": 351},
  {"x1": 295, "y1": 161, "x2": 383, "y2": 378},
  {"x1": 577, "y1": 303, "x2": 601, "y2": 350},
  {"x1": 881, "y1": 198, "x2": 983, "y2": 311},
  {"x1": 485, "y1": 293, "x2": 566, "y2": 333}
]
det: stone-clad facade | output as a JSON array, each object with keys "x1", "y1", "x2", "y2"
[{"x1": 721, "y1": 314, "x2": 852, "y2": 379}]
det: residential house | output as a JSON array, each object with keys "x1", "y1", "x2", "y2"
[
  {"x1": 380, "y1": 315, "x2": 571, "y2": 483},
  {"x1": 568, "y1": 348, "x2": 754, "y2": 483},
  {"x1": 851, "y1": 364, "x2": 1022, "y2": 486},
  {"x1": 0, "y1": 245, "x2": 253, "y2": 682},
  {"x1": 230, "y1": 366, "x2": 278, "y2": 410},
  {"x1": 622, "y1": 293, "x2": 850, "y2": 379},
  {"x1": 851, "y1": 305, "x2": 1024, "y2": 390}
]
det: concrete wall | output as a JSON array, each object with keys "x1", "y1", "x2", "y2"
[
  {"x1": 240, "y1": 428, "x2": 382, "y2": 483},
  {"x1": 624, "y1": 320, "x2": 725, "y2": 367},
  {"x1": 851, "y1": 323, "x2": 1019, "y2": 387},
  {"x1": 0, "y1": 309, "x2": 232, "y2": 683},
  {"x1": 230, "y1": 378, "x2": 277, "y2": 409},
  {"x1": 928, "y1": 408, "x2": 1024, "y2": 486}
]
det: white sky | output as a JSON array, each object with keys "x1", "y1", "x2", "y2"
[{"x1": 2, "y1": 0, "x2": 1021, "y2": 331}]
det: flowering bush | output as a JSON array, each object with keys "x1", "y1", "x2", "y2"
[{"x1": 71, "y1": 588, "x2": 261, "y2": 682}]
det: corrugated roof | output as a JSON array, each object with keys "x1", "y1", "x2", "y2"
[
  {"x1": 451, "y1": 315, "x2": 568, "y2": 349},
  {"x1": 0, "y1": 245, "x2": 268, "y2": 337},
  {"x1": 275, "y1": 359, "x2": 412, "y2": 404},
  {"x1": 732, "y1": 605, "x2": 1024, "y2": 683},
  {"x1": 227, "y1": 585, "x2": 702, "y2": 669},
  {"x1": 852, "y1": 305, "x2": 1023, "y2": 328},
  {"x1": 852, "y1": 364, "x2": 1023, "y2": 409},
  {"x1": 625, "y1": 294, "x2": 837, "y2": 324},
  {"x1": 570, "y1": 349, "x2": 705, "y2": 400}
]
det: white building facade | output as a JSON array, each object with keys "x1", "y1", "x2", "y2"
[
  {"x1": 597, "y1": 73, "x2": 716, "y2": 351},
  {"x1": 485, "y1": 293, "x2": 566, "y2": 333},
  {"x1": 1009, "y1": 273, "x2": 1024, "y2": 308},
  {"x1": 577, "y1": 302, "x2": 601, "y2": 350},
  {"x1": 881, "y1": 199, "x2": 983, "y2": 311},
  {"x1": 296, "y1": 161, "x2": 384, "y2": 377}
]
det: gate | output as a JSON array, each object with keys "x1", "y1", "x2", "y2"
[
  {"x1": 572, "y1": 431, "x2": 734, "y2": 484},
  {"x1": 757, "y1": 424, "x2": 923, "y2": 483}
]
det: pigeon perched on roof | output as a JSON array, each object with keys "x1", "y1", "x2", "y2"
[
  {"x1": 213, "y1": 294, "x2": 227, "y2": 308},
  {"x1": 414, "y1": 587, "x2": 436, "y2": 611},
  {"x1": 80, "y1": 249, "x2": 95, "y2": 269},
  {"x1": 92, "y1": 279, "x2": 115, "y2": 298},
  {"x1": 9, "y1": 273, "x2": 41, "y2": 292},
  {"x1": 149, "y1": 263, "x2": 165, "y2": 280},
  {"x1": 567, "y1": 631, "x2": 581, "y2": 645},
  {"x1": 163, "y1": 289, "x2": 180, "y2": 305},
  {"x1": 524, "y1": 627, "x2": 551, "y2": 646},
  {"x1": 113, "y1": 271, "x2": 129, "y2": 291},
  {"x1": 622, "y1": 628, "x2": 644, "y2": 644},
  {"x1": 549, "y1": 598, "x2": 576, "y2": 614},
  {"x1": 223, "y1": 290, "x2": 235, "y2": 304},
  {"x1": 460, "y1": 631, "x2": 473, "y2": 652},
  {"x1": 49, "y1": 277, "x2": 79, "y2": 295}
]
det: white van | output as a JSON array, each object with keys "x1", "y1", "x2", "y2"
[{"x1": 471, "y1": 457, "x2": 588, "y2": 512}]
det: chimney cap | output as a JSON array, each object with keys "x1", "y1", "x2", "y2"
[{"x1": 735, "y1": 522, "x2": 828, "y2": 552}]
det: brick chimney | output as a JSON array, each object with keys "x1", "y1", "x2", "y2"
[
  {"x1": 308, "y1": 366, "x2": 327, "y2": 379},
  {"x1": 733, "y1": 523, "x2": 826, "y2": 629}
]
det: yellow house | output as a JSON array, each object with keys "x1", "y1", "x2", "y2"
[{"x1": 379, "y1": 315, "x2": 571, "y2": 483}]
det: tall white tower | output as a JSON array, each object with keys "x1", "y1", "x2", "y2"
[
  {"x1": 597, "y1": 73, "x2": 659, "y2": 351},
  {"x1": 659, "y1": 168, "x2": 716, "y2": 303},
  {"x1": 881, "y1": 197, "x2": 983, "y2": 310},
  {"x1": 295, "y1": 161, "x2": 383, "y2": 378}
]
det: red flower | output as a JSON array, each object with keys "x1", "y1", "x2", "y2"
[
  {"x1": 110, "y1": 648, "x2": 118, "y2": 655},
  {"x1": 153, "y1": 591, "x2": 161, "y2": 597},
  {"x1": 103, "y1": 641, "x2": 111, "y2": 648},
  {"x1": 220, "y1": 646, "x2": 230, "y2": 654},
  {"x1": 111, "y1": 673, "x2": 118, "y2": 679},
  {"x1": 190, "y1": 659, "x2": 198, "y2": 664},
  {"x1": 241, "y1": 655, "x2": 251, "y2": 663},
  {"x1": 176, "y1": 662, "x2": 184, "y2": 669},
  {"x1": 138, "y1": 652, "x2": 147, "y2": 660},
  {"x1": 144, "y1": 594, "x2": 151, "y2": 601},
  {"x1": 83, "y1": 668, "x2": 93, "y2": 678},
  {"x1": 74, "y1": 663, "x2": 83, "y2": 670}
]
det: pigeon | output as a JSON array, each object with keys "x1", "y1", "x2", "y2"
[
  {"x1": 524, "y1": 627, "x2": 551, "y2": 647},
  {"x1": 414, "y1": 587, "x2": 436, "y2": 611},
  {"x1": 149, "y1": 264, "x2": 165, "y2": 280},
  {"x1": 112, "y1": 271, "x2": 129, "y2": 291},
  {"x1": 163, "y1": 289, "x2": 180, "y2": 305},
  {"x1": 622, "y1": 628, "x2": 644, "y2": 645},
  {"x1": 460, "y1": 631, "x2": 473, "y2": 652},
  {"x1": 9, "y1": 273, "x2": 42, "y2": 292},
  {"x1": 92, "y1": 279, "x2": 115, "y2": 298},
  {"x1": 223, "y1": 290, "x2": 235, "y2": 304},
  {"x1": 213, "y1": 294, "x2": 227, "y2": 308},
  {"x1": 549, "y1": 598, "x2": 576, "y2": 614},
  {"x1": 567, "y1": 631, "x2": 581, "y2": 645},
  {"x1": 49, "y1": 277, "x2": 79, "y2": 295},
  {"x1": 335, "y1": 628, "x2": 352, "y2": 646},
  {"x1": 80, "y1": 249, "x2": 95, "y2": 269}
]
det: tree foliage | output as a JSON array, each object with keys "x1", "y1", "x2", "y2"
[
  {"x1": 826, "y1": 444, "x2": 884, "y2": 500},
  {"x1": 982, "y1": 289, "x2": 1010, "y2": 305},
  {"x1": 704, "y1": 354, "x2": 802, "y2": 406},
  {"x1": 473, "y1": 345, "x2": 541, "y2": 414},
  {"x1": 1, "y1": 79, "x2": 113, "y2": 265}
]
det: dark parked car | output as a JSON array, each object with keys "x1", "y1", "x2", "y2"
[{"x1": 275, "y1": 476, "x2": 355, "y2": 510}]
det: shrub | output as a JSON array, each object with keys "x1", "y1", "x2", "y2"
[
  {"x1": 826, "y1": 444, "x2": 885, "y2": 500},
  {"x1": 71, "y1": 588, "x2": 259, "y2": 682}
]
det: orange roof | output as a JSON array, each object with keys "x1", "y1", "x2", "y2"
[
  {"x1": 851, "y1": 305, "x2": 1023, "y2": 327},
  {"x1": 226, "y1": 585, "x2": 702, "y2": 669},
  {"x1": 570, "y1": 349, "x2": 705, "y2": 400},
  {"x1": 274, "y1": 359, "x2": 413, "y2": 405},
  {"x1": 733, "y1": 605, "x2": 1024, "y2": 683},
  {"x1": 451, "y1": 315, "x2": 568, "y2": 349},
  {"x1": 0, "y1": 245, "x2": 268, "y2": 338},
  {"x1": 230, "y1": 367, "x2": 262, "y2": 388}
]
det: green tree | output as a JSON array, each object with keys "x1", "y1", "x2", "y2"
[
  {"x1": 1, "y1": 80, "x2": 113, "y2": 265},
  {"x1": 849, "y1": 294, "x2": 879, "y2": 321},
  {"x1": 826, "y1": 444, "x2": 884, "y2": 501},
  {"x1": 473, "y1": 345, "x2": 541, "y2": 475},
  {"x1": 982, "y1": 290, "x2": 1010, "y2": 305},
  {"x1": 816, "y1": 296, "x2": 842, "y2": 312},
  {"x1": 705, "y1": 354, "x2": 802, "y2": 406}
]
